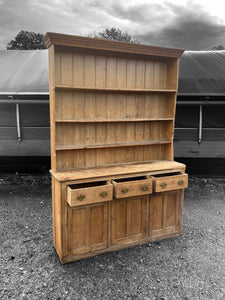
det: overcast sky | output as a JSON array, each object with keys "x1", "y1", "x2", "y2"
[{"x1": 1, "y1": 0, "x2": 225, "y2": 50}]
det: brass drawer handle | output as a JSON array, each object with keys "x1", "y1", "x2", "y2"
[
  {"x1": 77, "y1": 194, "x2": 85, "y2": 201},
  {"x1": 121, "y1": 187, "x2": 129, "y2": 194},
  {"x1": 160, "y1": 183, "x2": 167, "y2": 188},
  {"x1": 178, "y1": 180, "x2": 184, "y2": 186},
  {"x1": 141, "y1": 185, "x2": 148, "y2": 191},
  {"x1": 100, "y1": 191, "x2": 108, "y2": 197}
]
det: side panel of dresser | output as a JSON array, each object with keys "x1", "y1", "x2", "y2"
[
  {"x1": 52, "y1": 177, "x2": 63, "y2": 259},
  {"x1": 53, "y1": 168, "x2": 186, "y2": 263}
]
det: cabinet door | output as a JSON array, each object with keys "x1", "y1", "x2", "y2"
[
  {"x1": 67, "y1": 203, "x2": 108, "y2": 255},
  {"x1": 149, "y1": 190, "x2": 183, "y2": 238},
  {"x1": 111, "y1": 196, "x2": 147, "y2": 246}
]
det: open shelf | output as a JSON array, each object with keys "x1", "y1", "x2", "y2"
[
  {"x1": 55, "y1": 140, "x2": 172, "y2": 151},
  {"x1": 55, "y1": 85, "x2": 177, "y2": 94},
  {"x1": 50, "y1": 39, "x2": 181, "y2": 170},
  {"x1": 55, "y1": 118, "x2": 174, "y2": 123}
]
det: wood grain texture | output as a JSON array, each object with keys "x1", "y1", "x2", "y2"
[
  {"x1": 112, "y1": 178, "x2": 153, "y2": 199},
  {"x1": 67, "y1": 181, "x2": 113, "y2": 207},
  {"x1": 111, "y1": 196, "x2": 147, "y2": 246},
  {"x1": 67, "y1": 203, "x2": 108, "y2": 255},
  {"x1": 149, "y1": 190, "x2": 183, "y2": 238},
  {"x1": 51, "y1": 161, "x2": 186, "y2": 182},
  {"x1": 53, "y1": 179, "x2": 62, "y2": 258},
  {"x1": 51, "y1": 177, "x2": 56, "y2": 247},
  {"x1": 153, "y1": 173, "x2": 188, "y2": 193}
]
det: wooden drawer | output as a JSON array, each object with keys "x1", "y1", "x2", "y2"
[
  {"x1": 153, "y1": 173, "x2": 188, "y2": 193},
  {"x1": 67, "y1": 180, "x2": 113, "y2": 207},
  {"x1": 112, "y1": 176, "x2": 153, "y2": 199}
]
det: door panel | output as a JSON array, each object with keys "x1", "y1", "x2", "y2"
[
  {"x1": 149, "y1": 190, "x2": 183, "y2": 238},
  {"x1": 67, "y1": 202, "x2": 108, "y2": 255},
  {"x1": 111, "y1": 196, "x2": 147, "y2": 246}
]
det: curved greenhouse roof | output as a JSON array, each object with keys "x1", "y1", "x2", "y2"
[
  {"x1": 178, "y1": 50, "x2": 225, "y2": 96},
  {"x1": 1, "y1": 49, "x2": 225, "y2": 96}
]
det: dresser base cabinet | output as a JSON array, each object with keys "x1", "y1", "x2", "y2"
[{"x1": 51, "y1": 163, "x2": 187, "y2": 264}]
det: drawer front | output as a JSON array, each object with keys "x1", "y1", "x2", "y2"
[
  {"x1": 113, "y1": 178, "x2": 153, "y2": 199},
  {"x1": 153, "y1": 173, "x2": 188, "y2": 193},
  {"x1": 67, "y1": 182, "x2": 113, "y2": 207}
]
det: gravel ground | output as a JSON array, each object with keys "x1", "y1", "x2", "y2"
[{"x1": 1, "y1": 174, "x2": 225, "y2": 299}]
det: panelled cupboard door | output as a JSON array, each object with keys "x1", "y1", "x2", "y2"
[
  {"x1": 111, "y1": 196, "x2": 147, "y2": 246},
  {"x1": 67, "y1": 203, "x2": 108, "y2": 255},
  {"x1": 149, "y1": 190, "x2": 183, "y2": 238}
]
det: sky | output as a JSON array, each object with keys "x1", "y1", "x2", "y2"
[{"x1": 1, "y1": 0, "x2": 225, "y2": 50}]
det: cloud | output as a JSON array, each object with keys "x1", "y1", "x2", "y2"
[
  {"x1": 0, "y1": 0, "x2": 96, "y2": 48},
  {"x1": 0, "y1": 0, "x2": 56, "y2": 48},
  {"x1": 109, "y1": 2, "x2": 172, "y2": 27},
  {"x1": 0, "y1": 0, "x2": 225, "y2": 50},
  {"x1": 136, "y1": 2, "x2": 225, "y2": 50},
  {"x1": 137, "y1": 19, "x2": 225, "y2": 50},
  {"x1": 85, "y1": 1, "x2": 225, "y2": 50},
  {"x1": 0, "y1": 0, "x2": 173, "y2": 48}
]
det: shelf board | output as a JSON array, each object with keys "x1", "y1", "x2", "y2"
[
  {"x1": 55, "y1": 140, "x2": 172, "y2": 151},
  {"x1": 55, "y1": 118, "x2": 174, "y2": 123},
  {"x1": 50, "y1": 160, "x2": 186, "y2": 182},
  {"x1": 55, "y1": 85, "x2": 176, "y2": 94}
]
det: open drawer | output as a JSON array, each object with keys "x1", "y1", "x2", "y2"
[
  {"x1": 112, "y1": 176, "x2": 153, "y2": 199},
  {"x1": 153, "y1": 172, "x2": 188, "y2": 193},
  {"x1": 67, "y1": 180, "x2": 113, "y2": 207}
]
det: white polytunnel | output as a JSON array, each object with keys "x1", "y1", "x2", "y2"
[{"x1": 1, "y1": 49, "x2": 225, "y2": 158}]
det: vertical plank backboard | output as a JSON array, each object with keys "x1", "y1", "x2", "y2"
[
  {"x1": 167, "y1": 60, "x2": 179, "y2": 90},
  {"x1": 54, "y1": 51, "x2": 61, "y2": 85},
  {"x1": 73, "y1": 53, "x2": 84, "y2": 87},
  {"x1": 145, "y1": 60, "x2": 154, "y2": 89},
  {"x1": 61, "y1": 51, "x2": 73, "y2": 86},
  {"x1": 73, "y1": 93, "x2": 85, "y2": 120},
  {"x1": 96, "y1": 56, "x2": 106, "y2": 88},
  {"x1": 126, "y1": 59, "x2": 136, "y2": 89},
  {"x1": 62, "y1": 91, "x2": 73, "y2": 119},
  {"x1": 106, "y1": 57, "x2": 117, "y2": 88},
  {"x1": 116, "y1": 58, "x2": 126, "y2": 88},
  {"x1": 95, "y1": 94, "x2": 106, "y2": 119},
  {"x1": 84, "y1": 55, "x2": 96, "y2": 88},
  {"x1": 136, "y1": 60, "x2": 145, "y2": 89},
  {"x1": 85, "y1": 94, "x2": 96, "y2": 119}
]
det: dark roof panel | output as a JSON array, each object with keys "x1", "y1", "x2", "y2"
[{"x1": 178, "y1": 50, "x2": 225, "y2": 96}]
